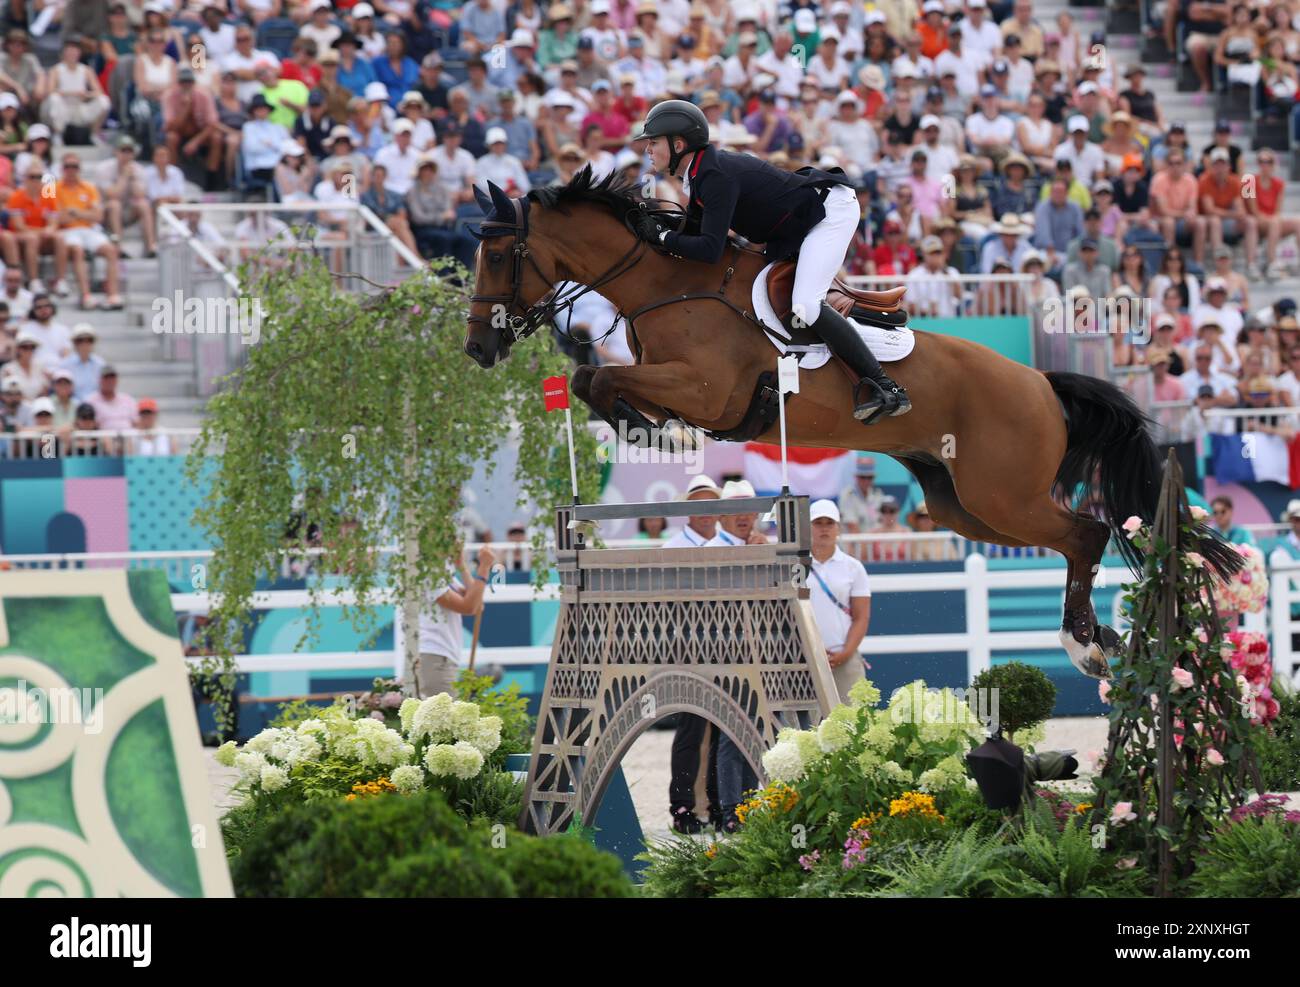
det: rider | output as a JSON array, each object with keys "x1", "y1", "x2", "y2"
[{"x1": 632, "y1": 99, "x2": 910, "y2": 423}]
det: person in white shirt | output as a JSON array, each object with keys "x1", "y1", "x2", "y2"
[
  {"x1": 662, "y1": 473, "x2": 722, "y2": 834},
  {"x1": 198, "y1": 5, "x2": 237, "y2": 61},
  {"x1": 396, "y1": 91, "x2": 436, "y2": 150},
  {"x1": 1054, "y1": 116, "x2": 1106, "y2": 188},
  {"x1": 707, "y1": 479, "x2": 769, "y2": 831},
  {"x1": 133, "y1": 399, "x2": 172, "y2": 456},
  {"x1": 830, "y1": 3, "x2": 865, "y2": 61},
  {"x1": 906, "y1": 236, "x2": 962, "y2": 317},
  {"x1": 410, "y1": 542, "x2": 496, "y2": 699},
  {"x1": 580, "y1": 1, "x2": 626, "y2": 64},
  {"x1": 754, "y1": 31, "x2": 805, "y2": 101},
  {"x1": 806, "y1": 499, "x2": 871, "y2": 704},
  {"x1": 1, "y1": 268, "x2": 33, "y2": 321},
  {"x1": 476, "y1": 127, "x2": 531, "y2": 195},
  {"x1": 2, "y1": 333, "x2": 48, "y2": 400},
  {"x1": 1274, "y1": 345, "x2": 1300, "y2": 406},
  {"x1": 934, "y1": 25, "x2": 986, "y2": 98},
  {"x1": 1194, "y1": 279, "x2": 1246, "y2": 347},
  {"x1": 826, "y1": 91, "x2": 877, "y2": 175},
  {"x1": 917, "y1": 114, "x2": 960, "y2": 184},
  {"x1": 142, "y1": 143, "x2": 186, "y2": 204},
  {"x1": 1184, "y1": 345, "x2": 1239, "y2": 435},
  {"x1": 299, "y1": 0, "x2": 342, "y2": 52},
  {"x1": 805, "y1": 33, "x2": 851, "y2": 91},
  {"x1": 430, "y1": 123, "x2": 477, "y2": 204},
  {"x1": 20, "y1": 297, "x2": 72, "y2": 365},
  {"x1": 219, "y1": 31, "x2": 278, "y2": 104},
  {"x1": 965, "y1": 85, "x2": 1015, "y2": 170},
  {"x1": 959, "y1": 0, "x2": 1004, "y2": 61},
  {"x1": 373, "y1": 120, "x2": 422, "y2": 195}
]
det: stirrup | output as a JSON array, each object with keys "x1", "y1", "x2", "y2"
[{"x1": 853, "y1": 379, "x2": 910, "y2": 425}]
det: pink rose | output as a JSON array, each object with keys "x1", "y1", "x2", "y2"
[
  {"x1": 1171, "y1": 667, "x2": 1194, "y2": 690},
  {"x1": 1111, "y1": 801, "x2": 1137, "y2": 825},
  {"x1": 1098, "y1": 680, "x2": 1111, "y2": 703},
  {"x1": 1206, "y1": 748, "x2": 1225, "y2": 766}
]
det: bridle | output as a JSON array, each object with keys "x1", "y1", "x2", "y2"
[{"x1": 467, "y1": 193, "x2": 665, "y2": 347}]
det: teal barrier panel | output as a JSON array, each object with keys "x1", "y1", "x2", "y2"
[{"x1": 912, "y1": 315, "x2": 1033, "y2": 366}]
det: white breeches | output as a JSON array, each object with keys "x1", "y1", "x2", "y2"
[{"x1": 790, "y1": 183, "x2": 860, "y2": 327}]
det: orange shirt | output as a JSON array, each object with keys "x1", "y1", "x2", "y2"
[
  {"x1": 53, "y1": 180, "x2": 100, "y2": 228},
  {"x1": 1198, "y1": 171, "x2": 1243, "y2": 212},
  {"x1": 917, "y1": 21, "x2": 949, "y2": 60},
  {"x1": 6, "y1": 186, "x2": 53, "y2": 230}
]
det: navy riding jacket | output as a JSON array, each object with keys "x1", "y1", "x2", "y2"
[{"x1": 662, "y1": 145, "x2": 854, "y2": 264}]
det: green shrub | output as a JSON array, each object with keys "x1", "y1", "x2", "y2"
[
  {"x1": 502, "y1": 835, "x2": 635, "y2": 898},
  {"x1": 455, "y1": 669, "x2": 534, "y2": 759},
  {"x1": 990, "y1": 808, "x2": 1149, "y2": 898},
  {"x1": 1252, "y1": 683, "x2": 1300, "y2": 792},
  {"x1": 1188, "y1": 817, "x2": 1300, "y2": 898},
  {"x1": 863, "y1": 828, "x2": 1013, "y2": 898},
  {"x1": 969, "y1": 662, "x2": 1056, "y2": 742},
  {"x1": 231, "y1": 789, "x2": 633, "y2": 898},
  {"x1": 637, "y1": 837, "x2": 718, "y2": 899}
]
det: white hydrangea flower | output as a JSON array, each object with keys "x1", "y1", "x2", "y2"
[
  {"x1": 847, "y1": 678, "x2": 881, "y2": 709},
  {"x1": 347, "y1": 717, "x2": 409, "y2": 767},
  {"x1": 398, "y1": 698, "x2": 420, "y2": 734},
  {"x1": 817, "y1": 716, "x2": 853, "y2": 753},
  {"x1": 469, "y1": 715, "x2": 502, "y2": 756},
  {"x1": 410, "y1": 693, "x2": 455, "y2": 743},
  {"x1": 259, "y1": 764, "x2": 289, "y2": 792},
  {"x1": 214, "y1": 741, "x2": 238, "y2": 767},
  {"x1": 424, "y1": 743, "x2": 457, "y2": 777},
  {"x1": 450, "y1": 740, "x2": 485, "y2": 779},
  {"x1": 233, "y1": 750, "x2": 267, "y2": 781},
  {"x1": 448, "y1": 700, "x2": 481, "y2": 739},
  {"x1": 857, "y1": 749, "x2": 882, "y2": 776},
  {"x1": 390, "y1": 764, "x2": 425, "y2": 793},
  {"x1": 762, "y1": 740, "x2": 806, "y2": 782},
  {"x1": 881, "y1": 760, "x2": 911, "y2": 784},
  {"x1": 244, "y1": 727, "x2": 286, "y2": 756},
  {"x1": 864, "y1": 719, "x2": 895, "y2": 753}
]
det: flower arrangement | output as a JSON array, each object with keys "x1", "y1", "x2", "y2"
[
  {"x1": 1224, "y1": 631, "x2": 1279, "y2": 726},
  {"x1": 216, "y1": 691, "x2": 503, "y2": 802},
  {"x1": 1212, "y1": 543, "x2": 1268, "y2": 615}
]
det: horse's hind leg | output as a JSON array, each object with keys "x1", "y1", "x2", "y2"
[
  {"x1": 585, "y1": 361, "x2": 737, "y2": 449},
  {"x1": 897, "y1": 457, "x2": 1031, "y2": 547},
  {"x1": 570, "y1": 364, "x2": 665, "y2": 447}
]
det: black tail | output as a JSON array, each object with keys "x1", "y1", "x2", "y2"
[{"x1": 1046, "y1": 371, "x2": 1242, "y2": 578}]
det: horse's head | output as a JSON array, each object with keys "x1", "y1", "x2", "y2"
[{"x1": 464, "y1": 181, "x2": 556, "y2": 369}]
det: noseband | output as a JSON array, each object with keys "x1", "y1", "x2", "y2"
[{"x1": 468, "y1": 194, "x2": 655, "y2": 347}]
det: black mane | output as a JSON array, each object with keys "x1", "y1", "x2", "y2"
[{"x1": 525, "y1": 165, "x2": 645, "y2": 217}]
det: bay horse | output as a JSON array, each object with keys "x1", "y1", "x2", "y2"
[{"x1": 462, "y1": 170, "x2": 1240, "y2": 679}]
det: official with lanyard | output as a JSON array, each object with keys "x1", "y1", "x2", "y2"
[
  {"x1": 633, "y1": 99, "x2": 911, "y2": 424},
  {"x1": 661, "y1": 474, "x2": 724, "y2": 833},
  {"x1": 807, "y1": 499, "x2": 872, "y2": 703}
]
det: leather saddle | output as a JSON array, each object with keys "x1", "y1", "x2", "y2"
[{"x1": 765, "y1": 260, "x2": 908, "y2": 345}]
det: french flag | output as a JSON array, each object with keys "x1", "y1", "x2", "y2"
[
  {"x1": 1209, "y1": 432, "x2": 1291, "y2": 487},
  {"x1": 742, "y1": 442, "x2": 853, "y2": 499}
]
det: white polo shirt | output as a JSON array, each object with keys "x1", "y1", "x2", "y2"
[
  {"x1": 662, "y1": 522, "x2": 713, "y2": 549},
  {"x1": 808, "y1": 547, "x2": 871, "y2": 651},
  {"x1": 705, "y1": 527, "x2": 745, "y2": 548}
]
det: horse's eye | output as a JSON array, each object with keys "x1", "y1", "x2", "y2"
[{"x1": 488, "y1": 251, "x2": 504, "y2": 265}]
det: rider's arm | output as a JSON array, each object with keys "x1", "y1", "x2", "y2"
[{"x1": 661, "y1": 172, "x2": 740, "y2": 264}]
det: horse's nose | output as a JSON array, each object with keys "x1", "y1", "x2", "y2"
[{"x1": 465, "y1": 340, "x2": 483, "y2": 361}]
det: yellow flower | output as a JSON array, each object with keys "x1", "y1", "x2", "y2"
[
  {"x1": 704, "y1": 843, "x2": 718, "y2": 859},
  {"x1": 1075, "y1": 802, "x2": 1093, "y2": 814},
  {"x1": 888, "y1": 791, "x2": 945, "y2": 822}
]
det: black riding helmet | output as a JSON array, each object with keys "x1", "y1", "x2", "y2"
[{"x1": 638, "y1": 99, "x2": 710, "y2": 173}]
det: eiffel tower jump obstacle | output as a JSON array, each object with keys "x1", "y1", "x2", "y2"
[{"x1": 519, "y1": 493, "x2": 840, "y2": 836}]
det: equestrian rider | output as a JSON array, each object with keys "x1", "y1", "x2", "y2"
[{"x1": 631, "y1": 99, "x2": 911, "y2": 423}]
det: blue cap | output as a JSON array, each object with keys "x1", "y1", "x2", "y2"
[{"x1": 980, "y1": 83, "x2": 998, "y2": 97}]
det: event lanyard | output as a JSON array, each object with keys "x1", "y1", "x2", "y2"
[{"x1": 810, "y1": 565, "x2": 851, "y2": 617}]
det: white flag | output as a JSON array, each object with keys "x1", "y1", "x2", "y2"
[{"x1": 777, "y1": 354, "x2": 800, "y2": 394}]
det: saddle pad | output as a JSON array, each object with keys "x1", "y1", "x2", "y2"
[{"x1": 751, "y1": 261, "x2": 915, "y2": 371}]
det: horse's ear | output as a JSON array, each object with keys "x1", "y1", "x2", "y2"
[
  {"x1": 473, "y1": 183, "x2": 493, "y2": 215},
  {"x1": 487, "y1": 181, "x2": 513, "y2": 220}
]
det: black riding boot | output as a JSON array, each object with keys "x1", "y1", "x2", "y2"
[{"x1": 808, "y1": 302, "x2": 911, "y2": 423}]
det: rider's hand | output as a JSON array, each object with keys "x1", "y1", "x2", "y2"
[
  {"x1": 476, "y1": 545, "x2": 497, "y2": 576},
  {"x1": 630, "y1": 209, "x2": 665, "y2": 244}
]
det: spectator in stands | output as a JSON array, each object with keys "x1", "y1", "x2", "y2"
[
  {"x1": 68, "y1": 402, "x2": 107, "y2": 456},
  {"x1": 20, "y1": 294, "x2": 71, "y2": 365},
  {"x1": 373, "y1": 32, "x2": 419, "y2": 106},
  {"x1": 41, "y1": 36, "x2": 110, "y2": 144},
  {"x1": 300, "y1": 0, "x2": 342, "y2": 52},
  {"x1": 1195, "y1": 277, "x2": 1246, "y2": 346},
  {"x1": 294, "y1": 90, "x2": 338, "y2": 160},
  {"x1": 360, "y1": 161, "x2": 421, "y2": 263},
  {"x1": 313, "y1": 50, "x2": 353, "y2": 122},
  {"x1": 461, "y1": 0, "x2": 509, "y2": 55},
  {"x1": 906, "y1": 234, "x2": 960, "y2": 318},
  {"x1": 871, "y1": 218, "x2": 917, "y2": 277},
  {"x1": 991, "y1": 152, "x2": 1035, "y2": 220},
  {"x1": 95, "y1": 136, "x2": 156, "y2": 260},
  {"x1": 949, "y1": 155, "x2": 994, "y2": 240},
  {"x1": 867, "y1": 495, "x2": 909, "y2": 563},
  {"x1": 1238, "y1": 319, "x2": 1279, "y2": 376},
  {"x1": 2, "y1": 333, "x2": 47, "y2": 400},
  {"x1": 1143, "y1": 347, "x2": 1188, "y2": 402},
  {"x1": 394, "y1": 91, "x2": 435, "y2": 151},
  {"x1": 0, "y1": 268, "x2": 30, "y2": 322},
  {"x1": 1249, "y1": 149, "x2": 1300, "y2": 281},
  {"x1": 1020, "y1": 248, "x2": 1059, "y2": 308},
  {"x1": 1147, "y1": 314, "x2": 1190, "y2": 374},
  {"x1": 1209, "y1": 245, "x2": 1250, "y2": 310},
  {"x1": 406, "y1": 156, "x2": 457, "y2": 259},
  {"x1": 132, "y1": 398, "x2": 171, "y2": 456},
  {"x1": 7, "y1": 162, "x2": 68, "y2": 295},
  {"x1": 837, "y1": 453, "x2": 886, "y2": 539},
  {"x1": 1185, "y1": 344, "x2": 1239, "y2": 415},
  {"x1": 55, "y1": 153, "x2": 124, "y2": 311},
  {"x1": 477, "y1": 126, "x2": 531, "y2": 195},
  {"x1": 242, "y1": 93, "x2": 290, "y2": 185},
  {"x1": 348, "y1": 6, "x2": 386, "y2": 60},
  {"x1": 47, "y1": 367, "x2": 75, "y2": 432},
  {"x1": 0, "y1": 30, "x2": 43, "y2": 117},
  {"x1": 966, "y1": 84, "x2": 1014, "y2": 173},
  {"x1": 430, "y1": 118, "x2": 477, "y2": 205},
  {"x1": 332, "y1": 32, "x2": 376, "y2": 98},
  {"x1": 142, "y1": 141, "x2": 186, "y2": 217},
  {"x1": 1274, "y1": 345, "x2": 1300, "y2": 407},
  {"x1": 1196, "y1": 318, "x2": 1240, "y2": 375},
  {"x1": 488, "y1": 89, "x2": 540, "y2": 170},
  {"x1": 1063, "y1": 237, "x2": 1111, "y2": 301},
  {"x1": 86, "y1": 364, "x2": 136, "y2": 432},
  {"x1": 0, "y1": 377, "x2": 22, "y2": 441},
  {"x1": 1113, "y1": 244, "x2": 1151, "y2": 300},
  {"x1": 134, "y1": 25, "x2": 179, "y2": 135},
  {"x1": 374, "y1": 118, "x2": 422, "y2": 193},
  {"x1": 60, "y1": 324, "x2": 102, "y2": 401},
  {"x1": 1149, "y1": 149, "x2": 1205, "y2": 266},
  {"x1": 1199, "y1": 147, "x2": 1259, "y2": 278},
  {"x1": 162, "y1": 66, "x2": 222, "y2": 185},
  {"x1": 197, "y1": 4, "x2": 236, "y2": 62},
  {"x1": 983, "y1": 212, "x2": 1031, "y2": 276},
  {"x1": 1152, "y1": 246, "x2": 1202, "y2": 315},
  {"x1": 1055, "y1": 115, "x2": 1104, "y2": 189},
  {"x1": 1117, "y1": 64, "x2": 1165, "y2": 141},
  {"x1": 273, "y1": 139, "x2": 318, "y2": 203}
]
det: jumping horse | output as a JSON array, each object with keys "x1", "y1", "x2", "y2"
[{"x1": 462, "y1": 169, "x2": 1240, "y2": 678}]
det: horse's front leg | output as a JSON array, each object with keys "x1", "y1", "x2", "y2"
[
  {"x1": 571, "y1": 364, "x2": 668, "y2": 448},
  {"x1": 584, "y1": 361, "x2": 735, "y2": 450}
]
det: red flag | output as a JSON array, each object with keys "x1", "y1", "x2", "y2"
[{"x1": 542, "y1": 375, "x2": 569, "y2": 412}]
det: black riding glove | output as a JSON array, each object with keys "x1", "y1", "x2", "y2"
[{"x1": 630, "y1": 209, "x2": 666, "y2": 244}]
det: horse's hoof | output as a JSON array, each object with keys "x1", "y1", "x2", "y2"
[
  {"x1": 1059, "y1": 628, "x2": 1114, "y2": 680},
  {"x1": 1093, "y1": 623, "x2": 1125, "y2": 660}
]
